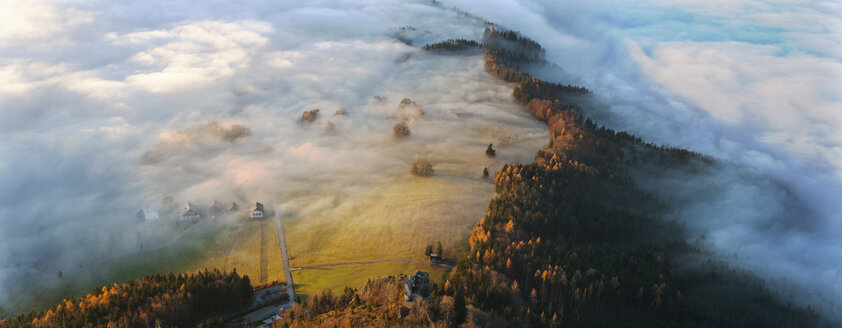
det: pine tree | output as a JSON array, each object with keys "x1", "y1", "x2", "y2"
[
  {"x1": 435, "y1": 241, "x2": 443, "y2": 255},
  {"x1": 485, "y1": 144, "x2": 496, "y2": 157},
  {"x1": 454, "y1": 290, "x2": 467, "y2": 324}
]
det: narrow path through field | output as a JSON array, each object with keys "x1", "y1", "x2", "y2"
[
  {"x1": 259, "y1": 225, "x2": 268, "y2": 283},
  {"x1": 291, "y1": 259, "x2": 454, "y2": 271},
  {"x1": 272, "y1": 209, "x2": 295, "y2": 304}
]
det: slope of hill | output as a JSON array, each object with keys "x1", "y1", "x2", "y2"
[
  {"x1": 0, "y1": 270, "x2": 252, "y2": 327},
  {"x1": 268, "y1": 26, "x2": 831, "y2": 328}
]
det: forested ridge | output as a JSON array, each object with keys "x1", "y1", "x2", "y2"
[
  {"x1": 432, "y1": 26, "x2": 829, "y2": 327},
  {"x1": 280, "y1": 26, "x2": 832, "y2": 327},
  {"x1": 0, "y1": 270, "x2": 252, "y2": 328}
]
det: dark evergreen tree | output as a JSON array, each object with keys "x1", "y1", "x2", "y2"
[{"x1": 485, "y1": 144, "x2": 496, "y2": 157}]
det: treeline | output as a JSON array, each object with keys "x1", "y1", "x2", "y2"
[
  {"x1": 476, "y1": 30, "x2": 828, "y2": 327},
  {"x1": 422, "y1": 39, "x2": 482, "y2": 52},
  {"x1": 483, "y1": 26, "x2": 544, "y2": 57},
  {"x1": 272, "y1": 276, "x2": 469, "y2": 327},
  {"x1": 0, "y1": 269, "x2": 253, "y2": 328},
  {"x1": 422, "y1": 29, "x2": 829, "y2": 327},
  {"x1": 425, "y1": 30, "x2": 710, "y2": 167}
]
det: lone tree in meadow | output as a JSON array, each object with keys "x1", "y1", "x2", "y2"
[
  {"x1": 300, "y1": 109, "x2": 320, "y2": 123},
  {"x1": 411, "y1": 159, "x2": 434, "y2": 176},
  {"x1": 399, "y1": 98, "x2": 416, "y2": 108},
  {"x1": 394, "y1": 120, "x2": 411, "y2": 138}
]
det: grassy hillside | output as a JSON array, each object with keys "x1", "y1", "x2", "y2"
[{"x1": 8, "y1": 218, "x2": 284, "y2": 315}]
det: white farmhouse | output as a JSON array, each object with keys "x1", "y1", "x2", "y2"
[
  {"x1": 180, "y1": 202, "x2": 201, "y2": 221},
  {"x1": 248, "y1": 202, "x2": 265, "y2": 218}
]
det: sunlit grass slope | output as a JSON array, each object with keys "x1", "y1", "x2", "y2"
[{"x1": 293, "y1": 262, "x2": 451, "y2": 299}]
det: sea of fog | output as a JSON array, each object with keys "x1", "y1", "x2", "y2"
[
  {"x1": 1, "y1": 0, "x2": 840, "y2": 320},
  {"x1": 0, "y1": 0, "x2": 552, "y2": 312},
  {"x1": 445, "y1": 0, "x2": 842, "y2": 317}
]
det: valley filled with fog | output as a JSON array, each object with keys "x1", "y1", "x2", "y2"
[
  {"x1": 0, "y1": 0, "x2": 550, "y2": 314},
  {"x1": 1, "y1": 0, "x2": 840, "y2": 321}
]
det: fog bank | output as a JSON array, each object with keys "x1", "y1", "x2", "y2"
[
  {"x1": 444, "y1": 0, "x2": 842, "y2": 317},
  {"x1": 0, "y1": 0, "x2": 550, "y2": 312}
]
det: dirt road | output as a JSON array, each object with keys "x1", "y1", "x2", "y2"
[{"x1": 273, "y1": 210, "x2": 295, "y2": 303}]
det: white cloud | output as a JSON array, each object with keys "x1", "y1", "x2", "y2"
[
  {"x1": 123, "y1": 21, "x2": 273, "y2": 92},
  {"x1": 0, "y1": 0, "x2": 92, "y2": 47}
]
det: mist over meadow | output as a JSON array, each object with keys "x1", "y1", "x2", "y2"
[
  {"x1": 1, "y1": 0, "x2": 840, "y2": 320},
  {"x1": 0, "y1": 0, "x2": 553, "y2": 309}
]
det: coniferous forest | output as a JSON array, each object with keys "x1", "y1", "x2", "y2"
[{"x1": 1, "y1": 270, "x2": 252, "y2": 328}]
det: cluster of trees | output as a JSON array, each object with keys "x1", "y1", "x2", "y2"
[
  {"x1": 422, "y1": 39, "x2": 482, "y2": 52},
  {"x1": 300, "y1": 109, "x2": 320, "y2": 123},
  {"x1": 394, "y1": 120, "x2": 411, "y2": 138},
  {"x1": 273, "y1": 276, "x2": 470, "y2": 327},
  {"x1": 482, "y1": 26, "x2": 544, "y2": 57},
  {"x1": 399, "y1": 98, "x2": 416, "y2": 108},
  {"x1": 423, "y1": 241, "x2": 444, "y2": 257},
  {"x1": 1, "y1": 269, "x2": 253, "y2": 328},
  {"x1": 203, "y1": 121, "x2": 252, "y2": 142}
]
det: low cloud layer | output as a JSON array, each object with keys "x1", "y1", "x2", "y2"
[
  {"x1": 444, "y1": 0, "x2": 842, "y2": 316},
  {"x1": 2, "y1": 0, "x2": 840, "y2": 320},
  {"x1": 0, "y1": 0, "x2": 551, "y2": 310}
]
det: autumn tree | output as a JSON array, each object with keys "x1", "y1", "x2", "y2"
[
  {"x1": 300, "y1": 109, "x2": 320, "y2": 123},
  {"x1": 411, "y1": 159, "x2": 434, "y2": 176},
  {"x1": 394, "y1": 120, "x2": 410, "y2": 137}
]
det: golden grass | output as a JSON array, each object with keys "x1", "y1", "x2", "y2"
[
  {"x1": 281, "y1": 175, "x2": 492, "y2": 298},
  {"x1": 292, "y1": 261, "x2": 450, "y2": 298},
  {"x1": 284, "y1": 176, "x2": 491, "y2": 267},
  {"x1": 190, "y1": 218, "x2": 286, "y2": 283}
]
